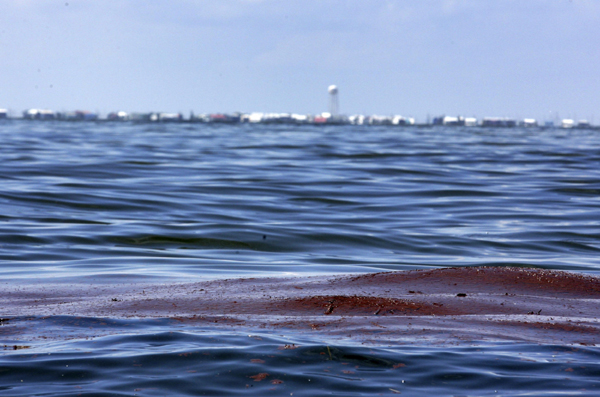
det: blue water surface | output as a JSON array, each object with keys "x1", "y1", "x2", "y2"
[{"x1": 1, "y1": 121, "x2": 600, "y2": 395}]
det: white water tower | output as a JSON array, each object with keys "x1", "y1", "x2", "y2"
[{"x1": 328, "y1": 85, "x2": 339, "y2": 117}]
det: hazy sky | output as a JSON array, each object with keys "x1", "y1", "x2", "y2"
[{"x1": 1, "y1": 0, "x2": 598, "y2": 122}]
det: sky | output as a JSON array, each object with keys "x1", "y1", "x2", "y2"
[{"x1": 0, "y1": 0, "x2": 598, "y2": 122}]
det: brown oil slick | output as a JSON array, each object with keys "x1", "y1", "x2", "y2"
[{"x1": 3, "y1": 267, "x2": 600, "y2": 345}]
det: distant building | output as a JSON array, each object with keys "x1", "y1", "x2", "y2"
[
  {"x1": 208, "y1": 113, "x2": 240, "y2": 123},
  {"x1": 129, "y1": 112, "x2": 153, "y2": 122},
  {"x1": 443, "y1": 116, "x2": 461, "y2": 126},
  {"x1": 58, "y1": 110, "x2": 98, "y2": 121},
  {"x1": 157, "y1": 113, "x2": 183, "y2": 122},
  {"x1": 464, "y1": 117, "x2": 477, "y2": 127},
  {"x1": 262, "y1": 113, "x2": 292, "y2": 124},
  {"x1": 561, "y1": 119, "x2": 575, "y2": 129},
  {"x1": 290, "y1": 114, "x2": 310, "y2": 124},
  {"x1": 243, "y1": 112, "x2": 264, "y2": 123},
  {"x1": 348, "y1": 115, "x2": 367, "y2": 125},
  {"x1": 0, "y1": 109, "x2": 7, "y2": 119},
  {"x1": 481, "y1": 117, "x2": 516, "y2": 128},
  {"x1": 23, "y1": 109, "x2": 55, "y2": 120},
  {"x1": 432, "y1": 115, "x2": 466, "y2": 126},
  {"x1": 520, "y1": 118, "x2": 538, "y2": 127},
  {"x1": 576, "y1": 120, "x2": 591, "y2": 129},
  {"x1": 481, "y1": 117, "x2": 502, "y2": 127},
  {"x1": 189, "y1": 113, "x2": 209, "y2": 122},
  {"x1": 369, "y1": 115, "x2": 393, "y2": 125},
  {"x1": 107, "y1": 111, "x2": 129, "y2": 121},
  {"x1": 392, "y1": 115, "x2": 415, "y2": 125},
  {"x1": 312, "y1": 113, "x2": 330, "y2": 124},
  {"x1": 240, "y1": 112, "x2": 309, "y2": 124}
]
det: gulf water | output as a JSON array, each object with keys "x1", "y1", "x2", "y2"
[{"x1": 1, "y1": 121, "x2": 600, "y2": 396}]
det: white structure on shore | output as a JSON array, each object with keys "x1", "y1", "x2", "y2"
[
  {"x1": 23, "y1": 109, "x2": 55, "y2": 120},
  {"x1": 464, "y1": 117, "x2": 478, "y2": 127},
  {"x1": 328, "y1": 85, "x2": 339, "y2": 117}
]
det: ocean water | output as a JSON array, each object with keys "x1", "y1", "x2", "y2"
[{"x1": 1, "y1": 120, "x2": 600, "y2": 396}]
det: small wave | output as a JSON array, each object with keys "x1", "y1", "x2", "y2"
[
  {"x1": 111, "y1": 235, "x2": 254, "y2": 250},
  {"x1": 1, "y1": 325, "x2": 600, "y2": 396}
]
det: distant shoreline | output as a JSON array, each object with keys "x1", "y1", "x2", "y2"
[
  {"x1": 0, "y1": 111, "x2": 596, "y2": 129},
  {"x1": 0, "y1": 107, "x2": 595, "y2": 128}
]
